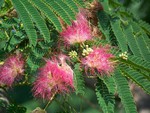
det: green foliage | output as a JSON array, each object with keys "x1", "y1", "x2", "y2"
[
  {"x1": 0, "y1": 0, "x2": 4, "y2": 8},
  {"x1": 73, "y1": 63, "x2": 85, "y2": 95},
  {"x1": 128, "y1": 56, "x2": 150, "y2": 70},
  {"x1": 6, "y1": 104, "x2": 26, "y2": 113},
  {"x1": 0, "y1": 17, "x2": 26, "y2": 52},
  {"x1": 95, "y1": 77, "x2": 115, "y2": 113},
  {"x1": 117, "y1": 55, "x2": 150, "y2": 95},
  {"x1": 20, "y1": 0, "x2": 50, "y2": 43},
  {"x1": 54, "y1": 0, "x2": 76, "y2": 20},
  {"x1": 102, "y1": 76, "x2": 116, "y2": 96},
  {"x1": 124, "y1": 25, "x2": 142, "y2": 57},
  {"x1": 96, "y1": 1, "x2": 150, "y2": 113},
  {"x1": 113, "y1": 69, "x2": 137, "y2": 113},
  {"x1": 139, "y1": 19, "x2": 150, "y2": 35},
  {"x1": 119, "y1": 57, "x2": 150, "y2": 73},
  {"x1": 26, "y1": 41, "x2": 52, "y2": 75},
  {"x1": 64, "y1": 0, "x2": 79, "y2": 13},
  {"x1": 46, "y1": 0, "x2": 71, "y2": 25},
  {"x1": 98, "y1": 0, "x2": 150, "y2": 61},
  {"x1": 0, "y1": 88, "x2": 9, "y2": 113},
  {"x1": 11, "y1": 0, "x2": 80, "y2": 46},
  {"x1": 97, "y1": 10, "x2": 110, "y2": 43},
  {"x1": 31, "y1": 0, "x2": 62, "y2": 31},
  {"x1": 121, "y1": 65, "x2": 150, "y2": 94},
  {"x1": 131, "y1": 21, "x2": 150, "y2": 61},
  {"x1": 0, "y1": 0, "x2": 13, "y2": 17},
  {"x1": 110, "y1": 20, "x2": 127, "y2": 52},
  {"x1": 12, "y1": 0, "x2": 37, "y2": 46}
]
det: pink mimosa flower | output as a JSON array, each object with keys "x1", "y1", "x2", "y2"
[
  {"x1": 61, "y1": 10, "x2": 92, "y2": 45},
  {"x1": 32, "y1": 55, "x2": 74, "y2": 100},
  {"x1": 82, "y1": 45, "x2": 115, "y2": 75},
  {"x1": 0, "y1": 54, "x2": 24, "y2": 86}
]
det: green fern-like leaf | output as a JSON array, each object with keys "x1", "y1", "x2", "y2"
[
  {"x1": 100, "y1": 0, "x2": 109, "y2": 13},
  {"x1": 26, "y1": 51, "x2": 45, "y2": 75},
  {"x1": 9, "y1": 36, "x2": 22, "y2": 45},
  {"x1": 31, "y1": 46, "x2": 46, "y2": 58},
  {"x1": 142, "y1": 32, "x2": 150, "y2": 49},
  {"x1": 73, "y1": 0, "x2": 85, "y2": 7},
  {"x1": 97, "y1": 11, "x2": 110, "y2": 31},
  {"x1": 31, "y1": 0, "x2": 62, "y2": 31},
  {"x1": 0, "y1": 31, "x2": 6, "y2": 49},
  {"x1": 73, "y1": 63, "x2": 85, "y2": 95},
  {"x1": 12, "y1": 0, "x2": 37, "y2": 46},
  {"x1": 93, "y1": 38, "x2": 109, "y2": 47},
  {"x1": 54, "y1": 0, "x2": 76, "y2": 20},
  {"x1": 131, "y1": 21, "x2": 150, "y2": 61},
  {"x1": 95, "y1": 77, "x2": 115, "y2": 113},
  {"x1": 1, "y1": 18, "x2": 18, "y2": 28},
  {"x1": 111, "y1": 19, "x2": 127, "y2": 52},
  {"x1": 97, "y1": 10, "x2": 111, "y2": 43},
  {"x1": 121, "y1": 66, "x2": 150, "y2": 94},
  {"x1": 118, "y1": 57, "x2": 150, "y2": 73},
  {"x1": 128, "y1": 56, "x2": 150, "y2": 70},
  {"x1": 26, "y1": 54, "x2": 40, "y2": 73},
  {"x1": 113, "y1": 69, "x2": 137, "y2": 113},
  {"x1": 123, "y1": 25, "x2": 141, "y2": 57},
  {"x1": 20, "y1": 0, "x2": 50, "y2": 42},
  {"x1": 139, "y1": 19, "x2": 150, "y2": 35},
  {"x1": 46, "y1": 0, "x2": 71, "y2": 25},
  {"x1": 103, "y1": 76, "x2": 116, "y2": 95},
  {"x1": 136, "y1": 36, "x2": 150, "y2": 61},
  {"x1": 64, "y1": 0, "x2": 78, "y2": 13},
  {"x1": 38, "y1": 41, "x2": 52, "y2": 50}
]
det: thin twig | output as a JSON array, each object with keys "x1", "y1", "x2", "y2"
[
  {"x1": 43, "y1": 91, "x2": 57, "y2": 111},
  {"x1": 0, "y1": 7, "x2": 14, "y2": 17}
]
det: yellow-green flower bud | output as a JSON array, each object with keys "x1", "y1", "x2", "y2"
[
  {"x1": 119, "y1": 51, "x2": 128, "y2": 60},
  {"x1": 69, "y1": 51, "x2": 78, "y2": 58}
]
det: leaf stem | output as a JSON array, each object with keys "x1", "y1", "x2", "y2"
[{"x1": 43, "y1": 91, "x2": 57, "y2": 111}]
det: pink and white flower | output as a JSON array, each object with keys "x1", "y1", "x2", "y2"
[
  {"x1": 32, "y1": 55, "x2": 74, "y2": 100},
  {"x1": 82, "y1": 45, "x2": 115, "y2": 75},
  {"x1": 0, "y1": 54, "x2": 24, "y2": 86},
  {"x1": 61, "y1": 10, "x2": 92, "y2": 45}
]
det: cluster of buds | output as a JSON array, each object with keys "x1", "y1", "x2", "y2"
[
  {"x1": 82, "y1": 45, "x2": 93, "y2": 56},
  {"x1": 69, "y1": 50, "x2": 78, "y2": 58},
  {"x1": 119, "y1": 51, "x2": 128, "y2": 60}
]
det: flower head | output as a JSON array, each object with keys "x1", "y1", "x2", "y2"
[
  {"x1": 82, "y1": 45, "x2": 115, "y2": 75},
  {"x1": 0, "y1": 54, "x2": 24, "y2": 86},
  {"x1": 32, "y1": 55, "x2": 74, "y2": 100},
  {"x1": 61, "y1": 9, "x2": 92, "y2": 45}
]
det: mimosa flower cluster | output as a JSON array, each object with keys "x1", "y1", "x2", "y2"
[
  {"x1": 61, "y1": 10, "x2": 92, "y2": 45},
  {"x1": 0, "y1": 9, "x2": 116, "y2": 101},
  {"x1": 32, "y1": 9, "x2": 116, "y2": 100},
  {"x1": 32, "y1": 55, "x2": 74, "y2": 99},
  {"x1": 0, "y1": 54, "x2": 24, "y2": 87},
  {"x1": 61, "y1": 9, "x2": 116, "y2": 76},
  {"x1": 82, "y1": 46, "x2": 115, "y2": 75}
]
